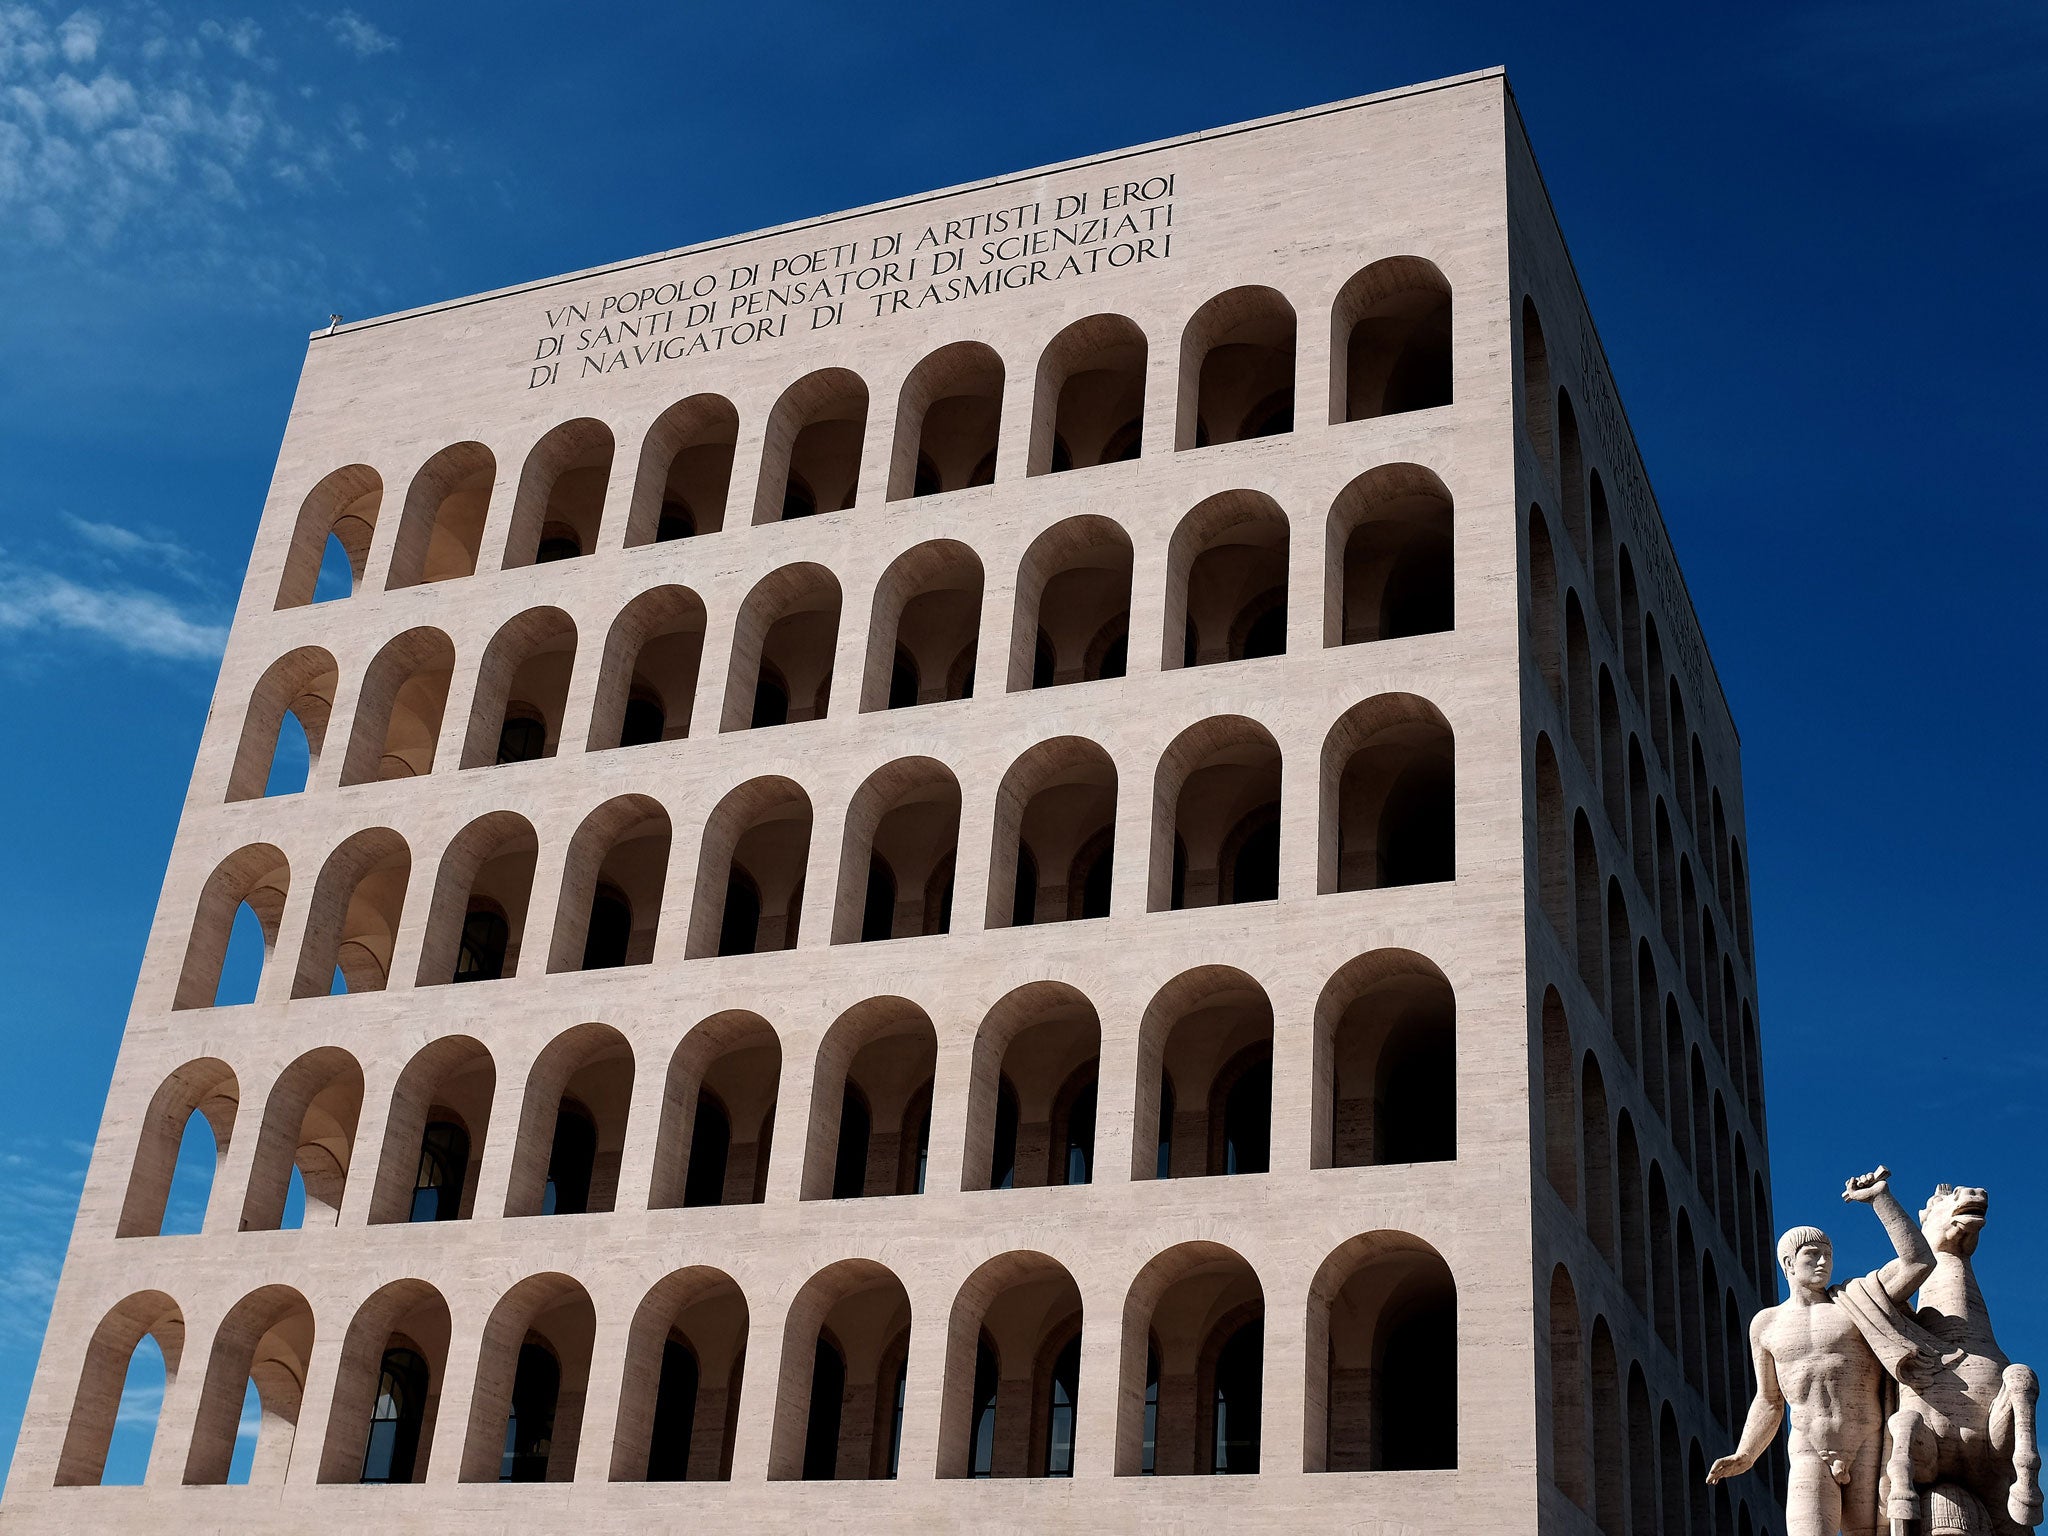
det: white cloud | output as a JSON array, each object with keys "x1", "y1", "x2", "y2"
[
  {"x1": 0, "y1": 2, "x2": 424, "y2": 269},
  {"x1": 0, "y1": 567, "x2": 228, "y2": 660},
  {"x1": 325, "y1": 8, "x2": 395, "y2": 58},
  {"x1": 55, "y1": 7, "x2": 95, "y2": 63},
  {"x1": 0, "y1": 1138, "x2": 88, "y2": 1350}
]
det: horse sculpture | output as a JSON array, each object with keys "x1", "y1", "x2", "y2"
[{"x1": 1884, "y1": 1184, "x2": 2042, "y2": 1535}]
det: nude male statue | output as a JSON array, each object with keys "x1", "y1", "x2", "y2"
[{"x1": 1708, "y1": 1166, "x2": 1941, "y2": 1536}]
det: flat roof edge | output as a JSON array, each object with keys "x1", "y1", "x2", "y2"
[{"x1": 309, "y1": 67, "x2": 1507, "y2": 340}]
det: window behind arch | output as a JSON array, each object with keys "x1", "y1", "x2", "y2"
[
  {"x1": 543, "y1": 1103, "x2": 597, "y2": 1215},
  {"x1": 360, "y1": 1347, "x2": 429, "y2": 1483},
  {"x1": 1223, "y1": 1057, "x2": 1272, "y2": 1175},
  {"x1": 645, "y1": 1338, "x2": 699, "y2": 1481},
  {"x1": 1213, "y1": 1319, "x2": 1263, "y2": 1473},
  {"x1": 409, "y1": 1120, "x2": 469, "y2": 1222},
  {"x1": 454, "y1": 908, "x2": 509, "y2": 983},
  {"x1": 969, "y1": 1337, "x2": 999, "y2": 1477},
  {"x1": 1046, "y1": 1334, "x2": 1081, "y2": 1476},
  {"x1": 683, "y1": 1094, "x2": 731, "y2": 1209},
  {"x1": 802, "y1": 1337, "x2": 846, "y2": 1479},
  {"x1": 1062, "y1": 1079, "x2": 1097, "y2": 1186},
  {"x1": 620, "y1": 695, "x2": 666, "y2": 748},
  {"x1": 582, "y1": 888, "x2": 632, "y2": 970},
  {"x1": 501, "y1": 1340, "x2": 560, "y2": 1481},
  {"x1": 496, "y1": 710, "x2": 546, "y2": 765}
]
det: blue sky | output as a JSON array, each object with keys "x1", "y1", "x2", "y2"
[{"x1": 2, "y1": 0, "x2": 2044, "y2": 1493}]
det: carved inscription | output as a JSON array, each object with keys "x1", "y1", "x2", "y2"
[{"x1": 524, "y1": 173, "x2": 1177, "y2": 389}]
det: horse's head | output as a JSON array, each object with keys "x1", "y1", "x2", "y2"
[{"x1": 1920, "y1": 1184, "x2": 1989, "y2": 1259}]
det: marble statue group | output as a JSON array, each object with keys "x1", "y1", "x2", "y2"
[{"x1": 1708, "y1": 1168, "x2": 2041, "y2": 1536}]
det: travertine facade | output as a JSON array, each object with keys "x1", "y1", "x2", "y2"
[{"x1": 3, "y1": 68, "x2": 1782, "y2": 1532}]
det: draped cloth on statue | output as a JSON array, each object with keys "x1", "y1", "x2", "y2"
[{"x1": 1835, "y1": 1273, "x2": 1967, "y2": 1392}]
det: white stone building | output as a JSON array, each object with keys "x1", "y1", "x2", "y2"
[{"x1": 2, "y1": 67, "x2": 1780, "y2": 1533}]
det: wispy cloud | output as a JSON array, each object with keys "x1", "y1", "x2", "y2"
[
  {"x1": 0, "y1": 1139, "x2": 89, "y2": 1351},
  {"x1": 0, "y1": 567, "x2": 228, "y2": 660},
  {"x1": 0, "y1": 1, "x2": 417, "y2": 273},
  {"x1": 61, "y1": 512, "x2": 209, "y2": 586},
  {"x1": 325, "y1": 8, "x2": 396, "y2": 59}
]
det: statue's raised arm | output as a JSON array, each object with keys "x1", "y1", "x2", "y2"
[{"x1": 1840, "y1": 1165, "x2": 1935, "y2": 1304}]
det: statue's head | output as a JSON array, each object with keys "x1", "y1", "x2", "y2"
[
  {"x1": 1777, "y1": 1225, "x2": 1833, "y2": 1290},
  {"x1": 1920, "y1": 1184, "x2": 1988, "y2": 1258}
]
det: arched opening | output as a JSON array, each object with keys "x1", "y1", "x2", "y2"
[
  {"x1": 1574, "y1": 811, "x2": 1604, "y2": 1004},
  {"x1": 1590, "y1": 1318, "x2": 1625, "y2": 1529},
  {"x1": 275, "y1": 463, "x2": 382, "y2": 608},
  {"x1": 1619, "y1": 1113, "x2": 1649, "y2": 1312},
  {"x1": 1650, "y1": 1163, "x2": 1678, "y2": 1353},
  {"x1": 338, "y1": 626, "x2": 455, "y2": 783},
  {"x1": 832, "y1": 758, "x2": 961, "y2": 944},
  {"x1": 1557, "y1": 390, "x2": 1587, "y2": 561},
  {"x1": 938, "y1": 1252, "x2": 1084, "y2": 1477},
  {"x1": 962, "y1": 982, "x2": 1101, "y2": 1191},
  {"x1": 1547, "y1": 1266, "x2": 1588, "y2": 1505},
  {"x1": 366, "y1": 1035, "x2": 494, "y2": 1224},
  {"x1": 546, "y1": 795, "x2": 671, "y2": 972},
  {"x1": 1530, "y1": 505, "x2": 1562, "y2": 702},
  {"x1": 1151, "y1": 716, "x2": 1281, "y2": 911},
  {"x1": 1008, "y1": 514, "x2": 1133, "y2": 691},
  {"x1": 239, "y1": 1047, "x2": 362, "y2": 1231},
  {"x1": 587, "y1": 584, "x2": 705, "y2": 751},
  {"x1": 769, "y1": 1260, "x2": 913, "y2": 1480},
  {"x1": 1628, "y1": 1364, "x2": 1659, "y2": 1536},
  {"x1": 173, "y1": 844, "x2": 288, "y2": 1010},
  {"x1": 317, "y1": 1277, "x2": 450, "y2": 1482},
  {"x1": 506, "y1": 1023, "x2": 635, "y2": 1218},
  {"x1": 860, "y1": 540, "x2": 983, "y2": 711},
  {"x1": 459, "y1": 606, "x2": 577, "y2": 768},
  {"x1": 755, "y1": 367, "x2": 867, "y2": 523},
  {"x1": 1330, "y1": 255, "x2": 1452, "y2": 422},
  {"x1": 1030, "y1": 311, "x2": 1146, "y2": 475},
  {"x1": 417, "y1": 811, "x2": 537, "y2": 986},
  {"x1": 611, "y1": 1267, "x2": 749, "y2": 1481},
  {"x1": 227, "y1": 646, "x2": 337, "y2": 801},
  {"x1": 1660, "y1": 1405, "x2": 1688, "y2": 1534},
  {"x1": 55, "y1": 1292, "x2": 184, "y2": 1485},
  {"x1": 182, "y1": 1285, "x2": 315, "y2": 1485},
  {"x1": 1521, "y1": 298, "x2": 1553, "y2": 474},
  {"x1": 1133, "y1": 967, "x2": 1273, "y2": 1180},
  {"x1": 803, "y1": 997, "x2": 937, "y2": 1200},
  {"x1": 1321, "y1": 692, "x2": 1455, "y2": 892},
  {"x1": 687, "y1": 776, "x2": 812, "y2": 958},
  {"x1": 625, "y1": 392, "x2": 738, "y2": 545},
  {"x1": 1582, "y1": 1053, "x2": 1616, "y2": 1262},
  {"x1": 1178, "y1": 285, "x2": 1296, "y2": 449},
  {"x1": 1308, "y1": 1231, "x2": 1457, "y2": 1471},
  {"x1": 1116, "y1": 1242, "x2": 1263, "y2": 1475},
  {"x1": 505, "y1": 417, "x2": 613, "y2": 567},
  {"x1": 1312, "y1": 949, "x2": 1455, "y2": 1168},
  {"x1": 118, "y1": 1059, "x2": 238, "y2": 1237},
  {"x1": 386, "y1": 440, "x2": 493, "y2": 589},
  {"x1": 651, "y1": 1011, "x2": 780, "y2": 1209},
  {"x1": 458, "y1": 1274, "x2": 595, "y2": 1483},
  {"x1": 1164, "y1": 489, "x2": 1289, "y2": 670},
  {"x1": 891, "y1": 341, "x2": 1003, "y2": 498},
  {"x1": 1325, "y1": 463, "x2": 1453, "y2": 647},
  {"x1": 1541, "y1": 988, "x2": 1577, "y2": 1207},
  {"x1": 292, "y1": 828, "x2": 410, "y2": 996},
  {"x1": 985, "y1": 736, "x2": 1118, "y2": 929},
  {"x1": 721, "y1": 562, "x2": 841, "y2": 730}
]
